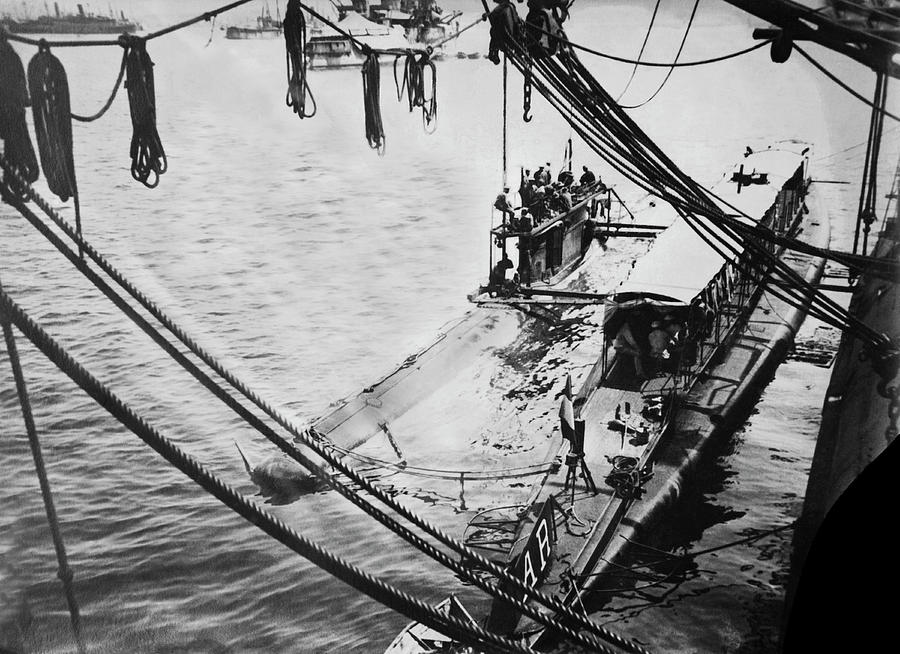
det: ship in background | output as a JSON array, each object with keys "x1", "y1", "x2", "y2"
[
  {"x1": 224, "y1": 1, "x2": 283, "y2": 40},
  {"x1": 334, "y1": 0, "x2": 463, "y2": 49},
  {"x1": 305, "y1": 0, "x2": 467, "y2": 68},
  {"x1": 0, "y1": 1, "x2": 141, "y2": 34},
  {"x1": 372, "y1": 0, "x2": 463, "y2": 48}
]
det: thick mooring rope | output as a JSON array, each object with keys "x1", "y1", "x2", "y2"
[{"x1": 26, "y1": 42, "x2": 82, "y2": 247}]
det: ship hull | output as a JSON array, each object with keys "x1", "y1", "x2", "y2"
[
  {"x1": 1, "y1": 19, "x2": 140, "y2": 34},
  {"x1": 225, "y1": 26, "x2": 282, "y2": 39}
]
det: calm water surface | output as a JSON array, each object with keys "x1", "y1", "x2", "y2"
[{"x1": 1, "y1": 2, "x2": 898, "y2": 652}]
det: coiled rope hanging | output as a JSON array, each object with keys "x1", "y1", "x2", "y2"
[
  {"x1": 393, "y1": 51, "x2": 437, "y2": 131},
  {"x1": 0, "y1": 38, "x2": 39, "y2": 199},
  {"x1": 27, "y1": 42, "x2": 81, "y2": 242},
  {"x1": 124, "y1": 38, "x2": 167, "y2": 188},
  {"x1": 283, "y1": 0, "x2": 316, "y2": 118},
  {"x1": 361, "y1": 49, "x2": 385, "y2": 152}
]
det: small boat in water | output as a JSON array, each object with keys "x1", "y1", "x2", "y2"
[{"x1": 224, "y1": 1, "x2": 282, "y2": 39}]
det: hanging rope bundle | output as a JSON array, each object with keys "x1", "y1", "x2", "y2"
[
  {"x1": 124, "y1": 37, "x2": 167, "y2": 188},
  {"x1": 0, "y1": 38, "x2": 39, "y2": 198},
  {"x1": 393, "y1": 50, "x2": 437, "y2": 131},
  {"x1": 283, "y1": 0, "x2": 316, "y2": 119},
  {"x1": 361, "y1": 49, "x2": 385, "y2": 152},
  {"x1": 26, "y1": 43, "x2": 77, "y2": 202}
]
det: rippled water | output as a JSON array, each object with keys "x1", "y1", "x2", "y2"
[{"x1": 1, "y1": 1, "x2": 898, "y2": 653}]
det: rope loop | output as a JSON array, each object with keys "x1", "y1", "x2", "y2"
[
  {"x1": 361, "y1": 51, "x2": 385, "y2": 153},
  {"x1": 283, "y1": 0, "x2": 316, "y2": 118},
  {"x1": 393, "y1": 50, "x2": 437, "y2": 131},
  {"x1": 124, "y1": 38, "x2": 167, "y2": 188}
]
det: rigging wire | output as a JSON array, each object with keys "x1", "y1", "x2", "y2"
[
  {"x1": 429, "y1": 13, "x2": 489, "y2": 50},
  {"x1": 615, "y1": 0, "x2": 662, "y2": 102},
  {"x1": 495, "y1": 22, "x2": 891, "y2": 355},
  {"x1": 794, "y1": 44, "x2": 900, "y2": 123},
  {"x1": 619, "y1": 0, "x2": 700, "y2": 109},
  {"x1": 0, "y1": 277, "x2": 86, "y2": 654},
  {"x1": 516, "y1": 14, "x2": 771, "y2": 69}
]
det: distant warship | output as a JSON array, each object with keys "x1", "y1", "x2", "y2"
[{"x1": 1, "y1": 2, "x2": 141, "y2": 34}]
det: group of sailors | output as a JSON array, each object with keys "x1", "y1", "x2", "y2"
[
  {"x1": 493, "y1": 163, "x2": 603, "y2": 232},
  {"x1": 613, "y1": 312, "x2": 685, "y2": 381}
]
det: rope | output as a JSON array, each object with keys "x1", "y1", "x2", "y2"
[
  {"x1": 502, "y1": 50, "x2": 507, "y2": 188},
  {"x1": 619, "y1": 0, "x2": 700, "y2": 109},
  {"x1": 283, "y1": 0, "x2": 316, "y2": 119},
  {"x1": 492, "y1": 18, "x2": 893, "y2": 360},
  {"x1": 794, "y1": 44, "x2": 900, "y2": 123},
  {"x1": 615, "y1": 0, "x2": 661, "y2": 102},
  {"x1": 0, "y1": 37, "x2": 39, "y2": 199},
  {"x1": 71, "y1": 46, "x2": 128, "y2": 123},
  {"x1": 124, "y1": 38, "x2": 167, "y2": 188},
  {"x1": 362, "y1": 50, "x2": 385, "y2": 152},
  {"x1": 430, "y1": 13, "x2": 489, "y2": 50},
  {"x1": 26, "y1": 42, "x2": 82, "y2": 250},
  {"x1": 326, "y1": 443, "x2": 554, "y2": 481},
  {"x1": 144, "y1": 0, "x2": 256, "y2": 41},
  {"x1": 0, "y1": 162, "x2": 651, "y2": 654},
  {"x1": 292, "y1": 0, "x2": 427, "y2": 58},
  {"x1": 522, "y1": 14, "x2": 771, "y2": 70},
  {"x1": 393, "y1": 50, "x2": 437, "y2": 131},
  {"x1": 0, "y1": 277, "x2": 86, "y2": 654},
  {"x1": 0, "y1": 288, "x2": 533, "y2": 654}
]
